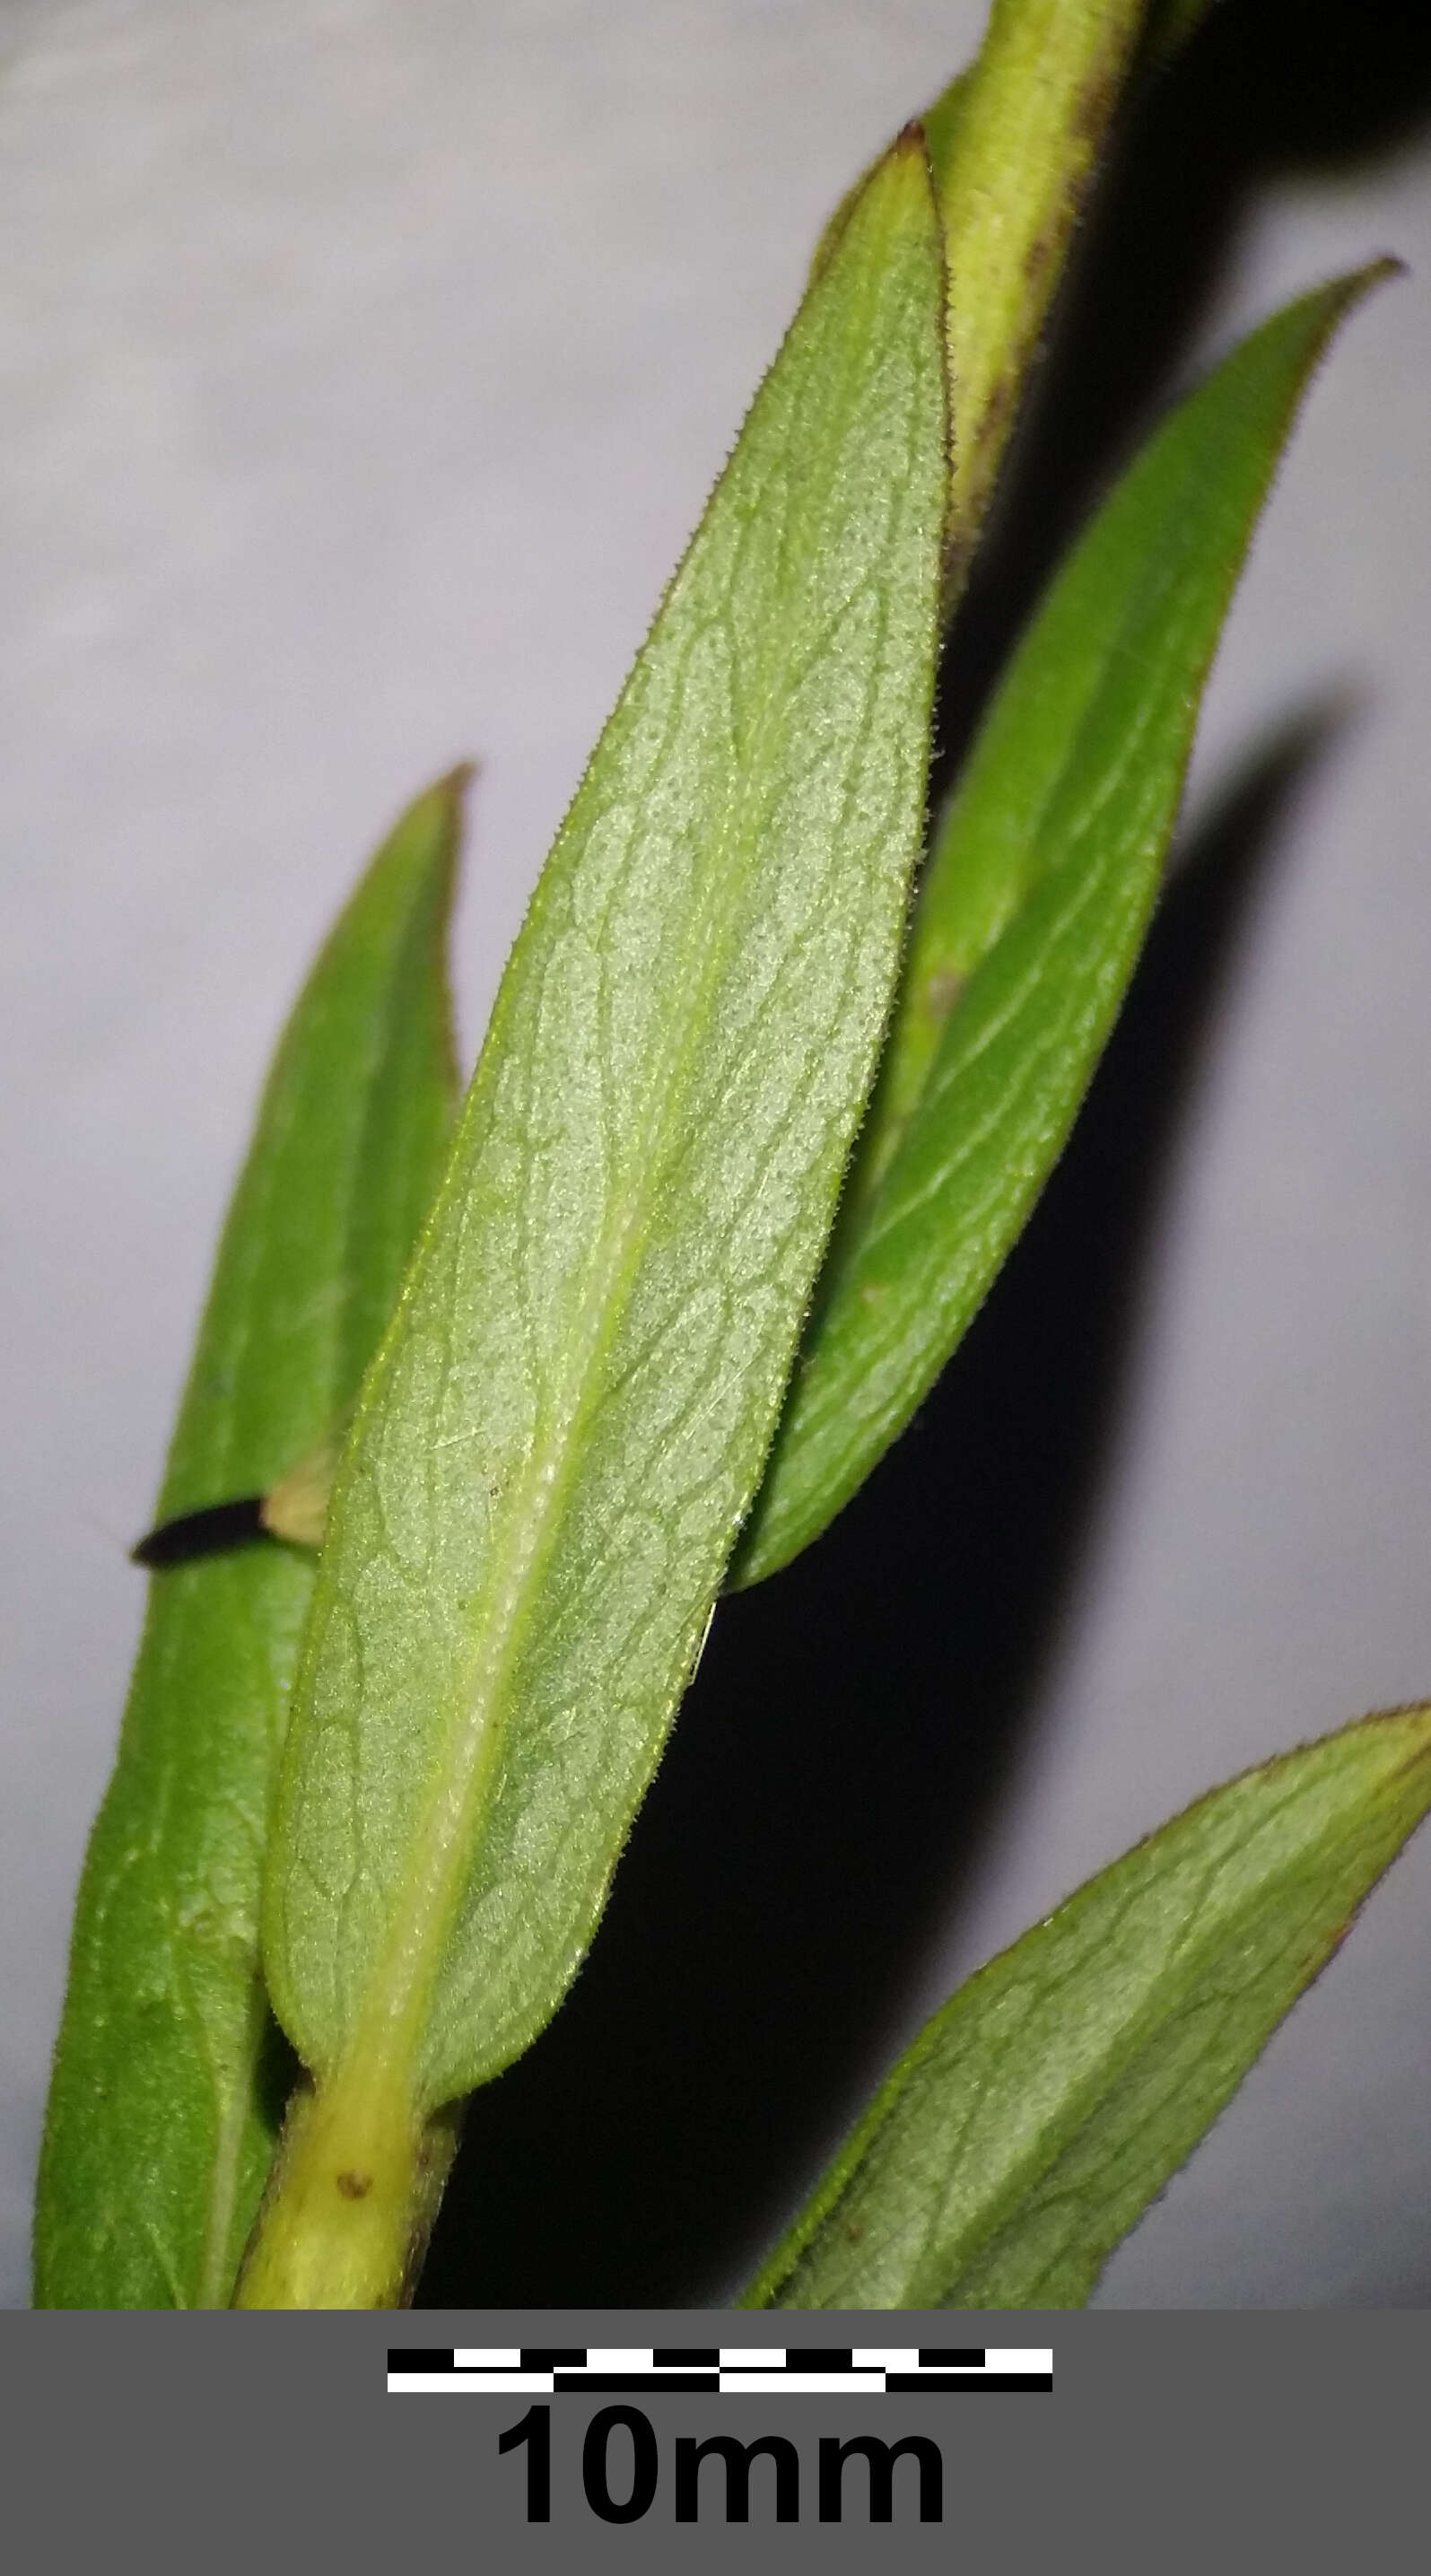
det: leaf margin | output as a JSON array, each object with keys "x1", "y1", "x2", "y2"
[{"x1": 742, "y1": 1700, "x2": 1431, "y2": 2311}]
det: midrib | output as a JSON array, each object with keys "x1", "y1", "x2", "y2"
[
  {"x1": 347, "y1": 599, "x2": 816, "y2": 2102},
  {"x1": 331, "y1": 234, "x2": 902, "y2": 2104}
]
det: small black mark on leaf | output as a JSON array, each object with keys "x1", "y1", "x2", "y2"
[{"x1": 130, "y1": 1497, "x2": 266, "y2": 1568}]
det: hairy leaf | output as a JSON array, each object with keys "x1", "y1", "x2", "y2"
[
  {"x1": 261, "y1": 139, "x2": 947, "y2": 2126},
  {"x1": 736, "y1": 266, "x2": 1390, "y2": 1585},
  {"x1": 743, "y1": 1704, "x2": 1431, "y2": 2310},
  {"x1": 33, "y1": 776, "x2": 464, "y2": 2308},
  {"x1": 148, "y1": 9, "x2": 1159, "y2": 1608}
]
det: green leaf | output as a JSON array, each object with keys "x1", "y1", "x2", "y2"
[
  {"x1": 742, "y1": 1703, "x2": 1431, "y2": 2310},
  {"x1": 259, "y1": 138, "x2": 947, "y2": 2167},
  {"x1": 735, "y1": 265, "x2": 1391, "y2": 1586},
  {"x1": 134, "y1": 4, "x2": 1161, "y2": 1610},
  {"x1": 33, "y1": 774, "x2": 465, "y2": 2309}
]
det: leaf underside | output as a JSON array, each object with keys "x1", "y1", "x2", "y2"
[
  {"x1": 744, "y1": 1704, "x2": 1431, "y2": 2310},
  {"x1": 261, "y1": 138, "x2": 949, "y2": 2113}
]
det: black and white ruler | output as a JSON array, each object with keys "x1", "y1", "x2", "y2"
[{"x1": 388, "y1": 2345, "x2": 1051, "y2": 2395}]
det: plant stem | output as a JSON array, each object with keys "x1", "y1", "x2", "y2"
[{"x1": 233, "y1": 2072, "x2": 459, "y2": 2309}]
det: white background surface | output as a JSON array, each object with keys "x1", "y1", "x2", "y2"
[{"x1": 4, "y1": 0, "x2": 1431, "y2": 2310}]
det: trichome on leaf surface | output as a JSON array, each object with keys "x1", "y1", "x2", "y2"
[{"x1": 33, "y1": 0, "x2": 1430, "y2": 2310}]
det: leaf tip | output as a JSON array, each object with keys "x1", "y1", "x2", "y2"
[
  {"x1": 1323, "y1": 252, "x2": 1406, "y2": 325},
  {"x1": 435, "y1": 757, "x2": 478, "y2": 804}
]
